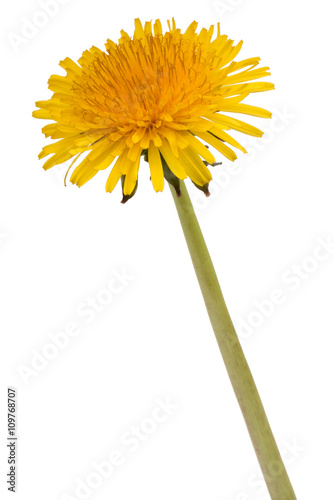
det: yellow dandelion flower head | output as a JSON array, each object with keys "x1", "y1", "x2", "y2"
[{"x1": 33, "y1": 18, "x2": 274, "y2": 202}]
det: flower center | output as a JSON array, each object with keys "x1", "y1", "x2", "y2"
[{"x1": 73, "y1": 35, "x2": 215, "y2": 135}]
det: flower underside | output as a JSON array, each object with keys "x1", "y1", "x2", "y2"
[{"x1": 33, "y1": 18, "x2": 274, "y2": 201}]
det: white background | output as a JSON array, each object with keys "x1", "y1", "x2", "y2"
[{"x1": 1, "y1": 0, "x2": 333, "y2": 499}]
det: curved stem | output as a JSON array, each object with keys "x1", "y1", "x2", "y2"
[{"x1": 170, "y1": 180, "x2": 297, "y2": 500}]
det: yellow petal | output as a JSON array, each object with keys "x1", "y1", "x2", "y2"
[
  {"x1": 144, "y1": 21, "x2": 152, "y2": 36},
  {"x1": 134, "y1": 18, "x2": 145, "y2": 39},
  {"x1": 148, "y1": 142, "x2": 164, "y2": 192},
  {"x1": 90, "y1": 149, "x2": 116, "y2": 171},
  {"x1": 132, "y1": 128, "x2": 146, "y2": 144},
  {"x1": 178, "y1": 131, "x2": 216, "y2": 164},
  {"x1": 127, "y1": 143, "x2": 142, "y2": 162},
  {"x1": 208, "y1": 126, "x2": 247, "y2": 154},
  {"x1": 87, "y1": 138, "x2": 111, "y2": 160},
  {"x1": 196, "y1": 131, "x2": 237, "y2": 161},
  {"x1": 223, "y1": 67, "x2": 271, "y2": 86},
  {"x1": 148, "y1": 128, "x2": 163, "y2": 147},
  {"x1": 123, "y1": 155, "x2": 140, "y2": 195},
  {"x1": 179, "y1": 148, "x2": 212, "y2": 185},
  {"x1": 105, "y1": 151, "x2": 126, "y2": 193},
  {"x1": 208, "y1": 113, "x2": 264, "y2": 137},
  {"x1": 48, "y1": 75, "x2": 72, "y2": 93},
  {"x1": 159, "y1": 139, "x2": 187, "y2": 180},
  {"x1": 32, "y1": 108, "x2": 51, "y2": 119},
  {"x1": 153, "y1": 19, "x2": 162, "y2": 36},
  {"x1": 43, "y1": 151, "x2": 73, "y2": 170},
  {"x1": 218, "y1": 103, "x2": 272, "y2": 118},
  {"x1": 227, "y1": 57, "x2": 260, "y2": 74}
]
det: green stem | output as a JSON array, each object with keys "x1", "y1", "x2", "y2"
[{"x1": 170, "y1": 180, "x2": 297, "y2": 500}]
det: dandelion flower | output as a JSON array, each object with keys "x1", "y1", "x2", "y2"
[
  {"x1": 33, "y1": 18, "x2": 299, "y2": 500},
  {"x1": 33, "y1": 18, "x2": 274, "y2": 201}
]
